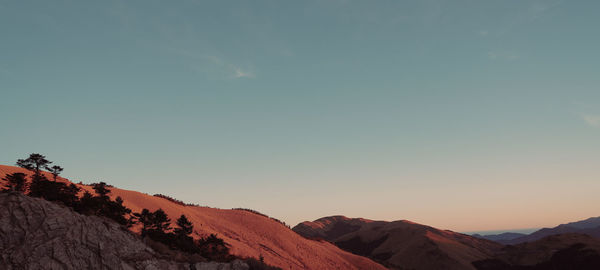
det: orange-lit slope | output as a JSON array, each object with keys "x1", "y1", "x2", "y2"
[{"x1": 0, "y1": 165, "x2": 385, "y2": 270}]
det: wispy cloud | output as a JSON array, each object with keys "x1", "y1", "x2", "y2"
[
  {"x1": 582, "y1": 114, "x2": 600, "y2": 128},
  {"x1": 233, "y1": 67, "x2": 254, "y2": 79},
  {"x1": 171, "y1": 49, "x2": 255, "y2": 79},
  {"x1": 202, "y1": 54, "x2": 255, "y2": 79}
]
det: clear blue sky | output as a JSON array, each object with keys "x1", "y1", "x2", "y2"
[{"x1": 1, "y1": 0, "x2": 599, "y2": 232}]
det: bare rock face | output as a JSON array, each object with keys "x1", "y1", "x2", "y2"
[{"x1": 0, "y1": 192, "x2": 248, "y2": 270}]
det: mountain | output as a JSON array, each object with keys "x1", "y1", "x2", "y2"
[
  {"x1": 0, "y1": 165, "x2": 386, "y2": 270},
  {"x1": 0, "y1": 191, "x2": 249, "y2": 269},
  {"x1": 564, "y1": 217, "x2": 600, "y2": 229},
  {"x1": 293, "y1": 215, "x2": 502, "y2": 270},
  {"x1": 473, "y1": 233, "x2": 600, "y2": 270},
  {"x1": 472, "y1": 232, "x2": 527, "y2": 243},
  {"x1": 503, "y1": 217, "x2": 600, "y2": 245}
]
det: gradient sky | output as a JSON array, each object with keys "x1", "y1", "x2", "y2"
[{"x1": 1, "y1": 0, "x2": 599, "y2": 232}]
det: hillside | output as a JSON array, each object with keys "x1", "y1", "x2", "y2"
[
  {"x1": 0, "y1": 192, "x2": 249, "y2": 269},
  {"x1": 293, "y1": 216, "x2": 502, "y2": 270},
  {"x1": 0, "y1": 165, "x2": 385, "y2": 270}
]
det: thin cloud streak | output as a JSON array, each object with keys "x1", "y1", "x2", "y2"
[{"x1": 202, "y1": 54, "x2": 255, "y2": 79}]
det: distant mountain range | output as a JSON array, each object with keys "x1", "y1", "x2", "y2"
[
  {"x1": 472, "y1": 232, "x2": 527, "y2": 243},
  {"x1": 473, "y1": 217, "x2": 600, "y2": 245}
]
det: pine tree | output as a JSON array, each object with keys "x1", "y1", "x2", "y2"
[
  {"x1": 174, "y1": 214, "x2": 194, "y2": 236},
  {"x1": 134, "y1": 209, "x2": 154, "y2": 237},
  {"x1": 151, "y1": 209, "x2": 171, "y2": 232},
  {"x1": 16, "y1": 153, "x2": 52, "y2": 175},
  {"x1": 92, "y1": 182, "x2": 111, "y2": 200},
  {"x1": 46, "y1": 165, "x2": 63, "y2": 181}
]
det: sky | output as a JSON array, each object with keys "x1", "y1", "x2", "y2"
[{"x1": 1, "y1": 0, "x2": 599, "y2": 232}]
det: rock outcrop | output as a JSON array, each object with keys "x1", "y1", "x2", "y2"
[{"x1": 0, "y1": 192, "x2": 249, "y2": 270}]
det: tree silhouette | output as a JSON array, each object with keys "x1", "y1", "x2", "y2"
[
  {"x1": 57, "y1": 183, "x2": 80, "y2": 207},
  {"x1": 132, "y1": 210, "x2": 231, "y2": 258},
  {"x1": 46, "y1": 165, "x2": 63, "y2": 181},
  {"x1": 197, "y1": 233, "x2": 231, "y2": 261},
  {"x1": 172, "y1": 214, "x2": 198, "y2": 253},
  {"x1": 74, "y1": 184, "x2": 135, "y2": 226},
  {"x1": 28, "y1": 173, "x2": 51, "y2": 197},
  {"x1": 104, "y1": 196, "x2": 134, "y2": 227},
  {"x1": 134, "y1": 208, "x2": 171, "y2": 235},
  {"x1": 78, "y1": 191, "x2": 98, "y2": 214},
  {"x1": 92, "y1": 182, "x2": 111, "y2": 200},
  {"x1": 175, "y1": 215, "x2": 194, "y2": 236},
  {"x1": 134, "y1": 209, "x2": 154, "y2": 237},
  {"x1": 2, "y1": 172, "x2": 27, "y2": 192},
  {"x1": 151, "y1": 209, "x2": 171, "y2": 232},
  {"x1": 16, "y1": 153, "x2": 52, "y2": 175},
  {"x1": 28, "y1": 173, "x2": 80, "y2": 208}
]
